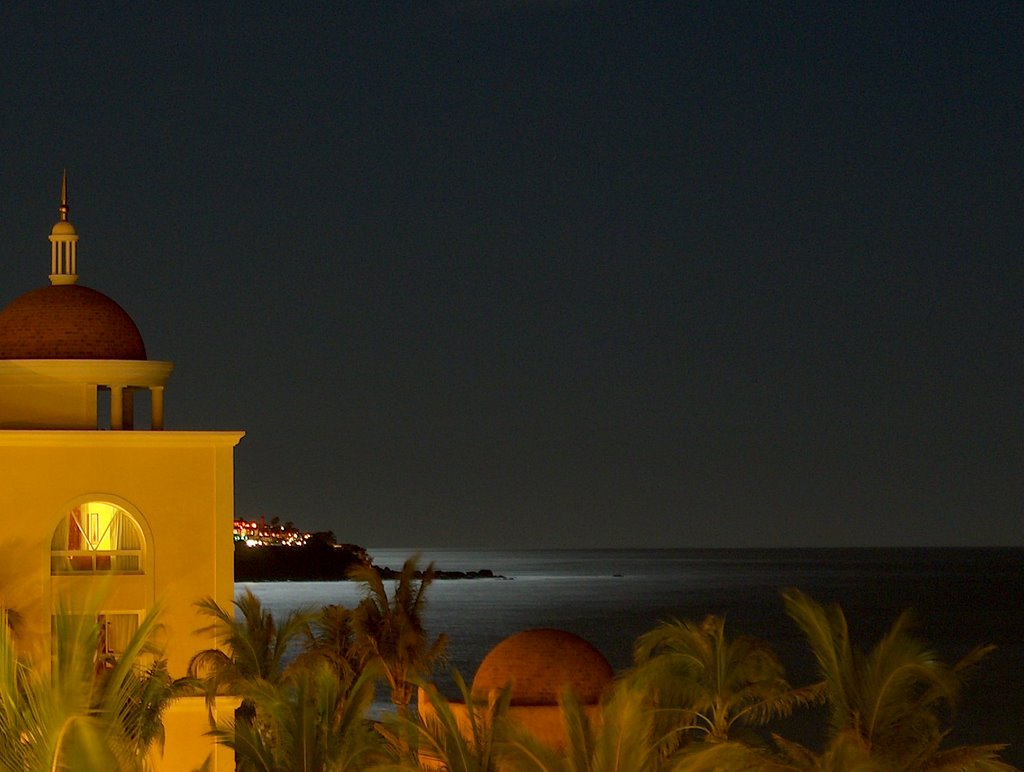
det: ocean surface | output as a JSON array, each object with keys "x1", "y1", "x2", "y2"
[{"x1": 239, "y1": 547, "x2": 1023, "y2": 764}]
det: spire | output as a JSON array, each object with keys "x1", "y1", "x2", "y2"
[
  {"x1": 49, "y1": 170, "x2": 79, "y2": 285},
  {"x1": 59, "y1": 168, "x2": 70, "y2": 222}
]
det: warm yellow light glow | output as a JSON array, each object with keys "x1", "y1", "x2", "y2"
[{"x1": 80, "y1": 501, "x2": 117, "y2": 551}]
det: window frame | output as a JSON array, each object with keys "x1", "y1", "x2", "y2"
[{"x1": 50, "y1": 501, "x2": 146, "y2": 575}]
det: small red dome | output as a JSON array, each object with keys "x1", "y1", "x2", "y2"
[
  {"x1": 471, "y1": 629, "x2": 613, "y2": 706},
  {"x1": 0, "y1": 284, "x2": 146, "y2": 360}
]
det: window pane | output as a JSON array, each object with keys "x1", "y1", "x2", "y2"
[
  {"x1": 99, "y1": 614, "x2": 139, "y2": 657},
  {"x1": 50, "y1": 502, "x2": 144, "y2": 575}
]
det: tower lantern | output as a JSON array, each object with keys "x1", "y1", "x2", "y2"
[{"x1": 49, "y1": 170, "x2": 79, "y2": 285}]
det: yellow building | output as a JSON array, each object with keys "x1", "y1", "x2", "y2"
[{"x1": 0, "y1": 174, "x2": 240, "y2": 770}]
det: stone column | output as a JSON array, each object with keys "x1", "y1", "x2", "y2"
[
  {"x1": 151, "y1": 386, "x2": 165, "y2": 431},
  {"x1": 110, "y1": 386, "x2": 124, "y2": 430}
]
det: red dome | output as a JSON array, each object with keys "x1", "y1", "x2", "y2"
[
  {"x1": 471, "y1": 629, "x2": 613, "y2": 706},
  {"x1": 0, "y1": 284, "x2": 146, "y2": 360}
]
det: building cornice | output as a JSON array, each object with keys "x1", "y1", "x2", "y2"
[
  {"x1": 0, "y1": 360, "x2": 173, "y2": 386},
  {"x1": 0, "y1": 430, "x2": 244, "y2": 448}
]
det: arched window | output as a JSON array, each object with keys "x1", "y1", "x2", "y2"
[{"x1": 50, "y1": 502, "x2": 144, "y2": 574}]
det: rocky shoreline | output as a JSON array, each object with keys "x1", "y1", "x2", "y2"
[
  {"x1": 234, "y1": 540, "x2": 506, "y2": 582},
  {"x1": 376, "y1": 566, "x2": 505, "y2": 580}
]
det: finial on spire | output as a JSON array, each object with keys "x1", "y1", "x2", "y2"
[{"x1": 59, "y1": 168, "x2": 69, "y2": 222}]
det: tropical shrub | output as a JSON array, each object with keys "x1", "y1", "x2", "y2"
[
  {"x1": 780, "y1": 588, "x2": 1016, "y2": 771},
  {"x1": 0, "y1": 601, "x2": 180, "y2": 772}
]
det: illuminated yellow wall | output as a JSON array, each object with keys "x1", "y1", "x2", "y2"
[
  {"x1": 0, "y1": 429, "x2": 242, "y2": 771},
  {"x1": 0, "y1": 360, "x2": 173, "y2": 430},
  {"x1": 0, "y1": 382, "x2": 95, "y2": 429}
]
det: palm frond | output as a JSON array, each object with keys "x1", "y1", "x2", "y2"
[
  {"x1": 667, "y1": 740, "x2": 796, "y2": 772},
  {"x1": 390, "y1": 671, "x2": 512, "y2": 772},
  {"x1": 588, "y1": 682, "x2": 659, "y2": 772},
  {"x1": 783, "y1": 588, "x2": 857, "y2": 735},
  {"x1": 922, "y1": 742, "x2": 1016, "y2": 772},
  {"x1": 500, "y1": 725, "x2": 565, "y2": 772},
  {"x1": 559, "y1": 688, "x2": 595, "y2": 772},
  {"x1": 0, "y1": 596, "x2": 178, "y2": 772},
  {"x1": 630, "y1": 612, "x2": 817, "y2": 745},
  {"x1": 783, "y1": 589, "x2": 1011, "y2": 770},
  {"x1": 349, "y1": 556, "x2": 447, "y2": 714},
  {"x1": 207, "y1": 660, "x2": 386, "y2": 771}
]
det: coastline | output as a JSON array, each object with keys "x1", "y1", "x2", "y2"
[{"x1": 234, "y1": 541, "x2": 506, "y2": 582}]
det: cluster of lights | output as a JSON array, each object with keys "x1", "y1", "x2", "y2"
[{"x1": 233, "y1": 517, "x2": 312, "y2": 548}]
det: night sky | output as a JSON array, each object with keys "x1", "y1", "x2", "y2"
[{"x1": 1, "y1": 3, "x2": 1021, "y2": 548}]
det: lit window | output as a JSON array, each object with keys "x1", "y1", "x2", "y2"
[
  {"x1": 98, "y1": 612, "x2": 140, "y2": 657},
  {"x1": 50, "y1": 502, "x2": 144, "y2": 574},
  {"x1": 51, "y1": 612, "x2": 141, "y2": 668}
]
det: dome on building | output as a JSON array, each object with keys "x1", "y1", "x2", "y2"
[
  {"x1": 0, "y1": 283, "x2": 147, "y2": 360},
  {"x1": 50, "y1": 220, "x2": 77, "y2": 236},
  {"x1": 471, "y1": 628, "x2": 614, "y2": 706}
]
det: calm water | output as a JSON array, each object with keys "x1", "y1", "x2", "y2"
[{"x1": 239, "y1": 548, "x2": 1023, "y2": 763}]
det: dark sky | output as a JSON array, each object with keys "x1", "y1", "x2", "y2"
[{"x1": 1, "y1": 2, "x2": 1021, "y2": 548}]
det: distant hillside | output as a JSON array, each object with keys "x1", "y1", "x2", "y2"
[
  {"x1": 233, "y1": 539, "x2": 503, "y2": 582},
  {"x1": 234, "y1": 538, "x2": 370, "y2": 581}
]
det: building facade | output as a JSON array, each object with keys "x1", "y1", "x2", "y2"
[{"x1": 0, "y1": 175, "x2": 240, "y2": 770}]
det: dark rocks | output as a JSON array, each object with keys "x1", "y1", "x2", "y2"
[
  {"x1": 233, "y1": 541, "x2": 505, "y2": 582},
  {"x1": 233, "y1": 541, "x2": 368, "y2": 582},
  {"x1": 375, "y1": 566, "x2": 508, "y2": 580}
]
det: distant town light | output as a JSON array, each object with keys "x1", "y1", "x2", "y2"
[{"x1": 233, "y1": 516, "x2": 313, "y2": 547}]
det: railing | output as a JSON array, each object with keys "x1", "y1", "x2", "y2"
[{"x1": 50, "y1": 550, "x2": 143, "y2": 574}]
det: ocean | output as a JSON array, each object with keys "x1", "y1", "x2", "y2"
[{"x1": 239, "y1": 547, "x2": 1023, "y2": 764}]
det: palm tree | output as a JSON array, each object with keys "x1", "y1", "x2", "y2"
[
  {"x1": 383, "y1": 671, "x2": 513, "y2": 772},
  {"x1": 0, "y1": 601, "x2": 180, "y2": 771},
  {"x1": 188, "y1": 588, "x2": 315, "y2": 771},
  {"x1": 295, "y1": 604, "x2": 363, "y2": 690},
  {"x1": 348, "y1": 556, "x2": 448, "y2": 719},
  {"x1": 628, "y1": 614, "x2": 823, "y2": 753},
  {"x1": 781, "y1": 588, "x2": 1016, "y2": 771},
  {"x1": 188, "y1": 588, "x2": 313, "y2": 697},
  {"x1": 206, "y1": 660, "x2": 387, "y2": 772},
  {"x1": 92, "y1": 612, "x2": 183, "y2": 768},
  {"x1": 501, "y1": 680, "x2": 665, "y2": 772}
]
